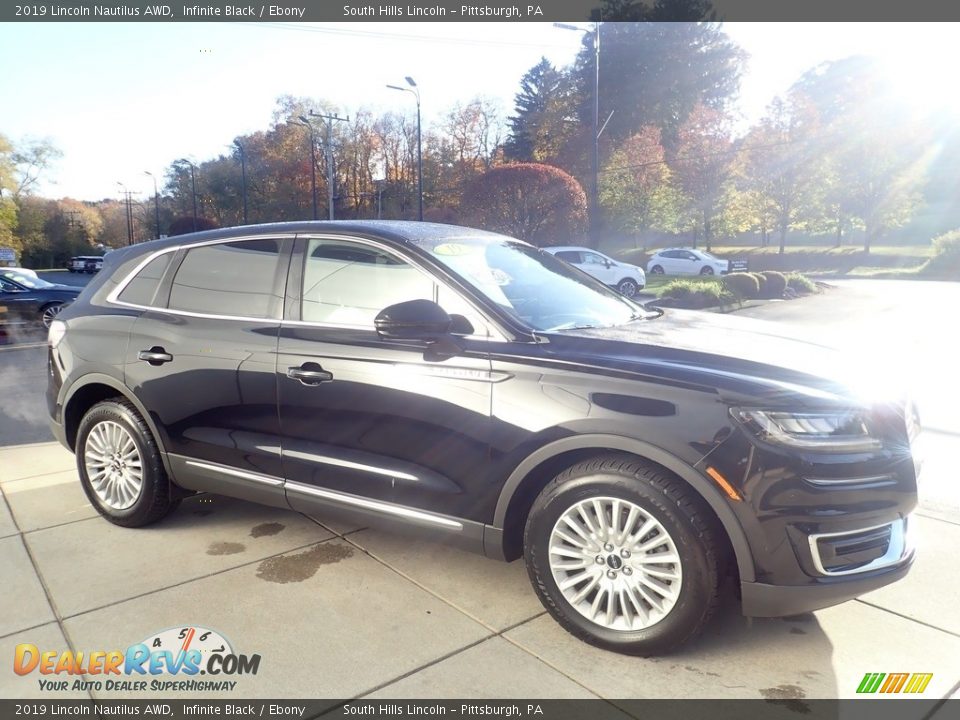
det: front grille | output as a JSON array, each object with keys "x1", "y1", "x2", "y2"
[{"x1": 808, "y1": 518, "x2": 908, "y2": 577}]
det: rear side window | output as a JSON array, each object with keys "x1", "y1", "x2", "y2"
[
  {"x1": 168, "y1": 239, "x2": 283, "y2": 318},
  {"x1": 118, "y1": 254, "x2": 172, "y2": 307}
]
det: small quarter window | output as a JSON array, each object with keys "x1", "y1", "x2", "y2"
[{"x1": 118, "y1": 253, "x2": 172, "y2": 307}]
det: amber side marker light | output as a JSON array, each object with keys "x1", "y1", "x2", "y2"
[{"x1": 706, "y1": 466, "x2": 741, "y2": 501}]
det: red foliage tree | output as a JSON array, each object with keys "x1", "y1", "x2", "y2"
[{"x1": 463, "y1": 163, "x2": 587, "y2": 246}]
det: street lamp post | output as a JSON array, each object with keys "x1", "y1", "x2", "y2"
[
  {"x1": 233, "y1": 139, "x2": 249, "y2": 225},
  {"x1": 555, "y1": 22, "x2": 601, "y2": 240},
  {"x1": 296, "y1": 117, "x2": 320, "y2": 221},
  {"x1": 387, "y1": 77, "x2": 423, "y2": 221},
  {"x1": 176, "y1": 158, "x2": 199, "y2": 232},
  {"x1": 143, "y1": 171, "x2": 161, "y2": 239}
]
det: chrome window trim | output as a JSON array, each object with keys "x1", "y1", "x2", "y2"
[
  {"x1": 294, "y1": 232, "x2": 509, "y2": 343},
  {"x1": 807, "y1": 518, "x2": 908, "y2": 577},
  {"x1": 106, "y1": 233, "x2": 298, "y2": 319},
  {"x1": 107, "y1": 231, "x2": 509, "y2": 341},
  {"x1": 285, "y1": 480, "x2": 463, "y2": 530},
  {"x1": 184, "y1": 460, "x2": 284, "y2": 487}
]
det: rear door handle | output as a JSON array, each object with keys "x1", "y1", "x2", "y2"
[
  {"x1": 138, "y1": 347, "x2": 173, "y2": 365},
  {"x1": 287, "y1": 363, "x2": 333, "y2": 386}
]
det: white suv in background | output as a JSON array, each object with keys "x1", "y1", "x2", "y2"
[
  {"x1": 544, "y1": 246, "x2": 646, "y2": 298},
  {"x1": 647, "y1": 248, "x2": 729, "y2": 276}
]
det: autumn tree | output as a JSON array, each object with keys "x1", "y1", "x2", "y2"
[
  {"x1": 669, "y1": 104, "x2": 736, "y2": 250},
  {"x1": 740, "y1": 95, "x2": 826, "y2": 253},
  {"x1": 599, "y1": 126, "x2": 678, "y2": 237},
  {"x1": 796, "y1": 58, "x2": 927, "y2": 252},
  {"x1": 463, "y1": 163, "x2": 587, "y2": 246}
]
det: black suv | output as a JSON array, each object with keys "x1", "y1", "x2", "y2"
[{"x1": 47, "y1": 222, "x2": 919, "y2": 655}]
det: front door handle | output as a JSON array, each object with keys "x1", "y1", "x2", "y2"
[
  {"x1": 287, "y1": 363, "x2": 333, "y2": 386},
  {"x1": 138, "y1": 347, "x2": 173, "y2": 365}
]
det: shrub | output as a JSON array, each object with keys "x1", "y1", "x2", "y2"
[
  {"x1": 759, "y1": 271, "x2": 787, "y2": 298},
  {"x1": 922, "y1": 230, "x2": 960, "y2": 279},
  {"x1": 750, "y1": 272, "x2": 767, "y2": 297},
  {"x1": 722, "y1": 272, "x2": 760, "y2": 299},
  {"x1": 785, "y1": 272, "x2": 817, "y2": 294},
  {"x1": 659, "y1": 279, "x2": 732, "y2": 309}
]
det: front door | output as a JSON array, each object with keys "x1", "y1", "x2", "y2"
[{"x1": 277, "y1": 236, "x2": 495, "y2": 530}]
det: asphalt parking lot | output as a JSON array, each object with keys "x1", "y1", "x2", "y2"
[{"x1": 1, "y1": 279, "x2": 958, "y2": 708}]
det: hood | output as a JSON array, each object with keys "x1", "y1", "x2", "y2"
[{"x1": 544, "y1": 309, "x2": 904, "y2": 407}]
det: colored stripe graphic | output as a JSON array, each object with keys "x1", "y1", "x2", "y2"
[
  {"x1": 880, "y1": 673, "x2": 909, "y2": 693},
  {"x1": 904, "y1": 674, "x2": 933, "y2": 694},
  {"x1": 857, "y1": 672, "x2": 932, "y2": 694},
  {"x1": 857, "y1": 673, "x2": 885, "y2": 693}
]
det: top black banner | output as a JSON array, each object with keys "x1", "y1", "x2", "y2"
[{"x1": 3, "y1": 0, "x2": 960, "y2": 22}]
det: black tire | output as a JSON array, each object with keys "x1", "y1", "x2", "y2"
[
  {"x1": 616, "y1": 278, "x2": 639, "y2": 298},
  {"x1": 650, "y1": 265, "x2": 665, "y2": 275},
  {"x1": 75, "y1": 398, "x2": 180, "y2": 527},
  {"x1": 700, "y1": 266, "x2": 715, "y2": 276},
  {"x1": 524, "y1": 454, "x2": 723, "y2": 656}
]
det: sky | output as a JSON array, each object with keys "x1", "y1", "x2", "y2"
[{"x1": 1, "y1": 21, "x2": 958, "y2": 202}]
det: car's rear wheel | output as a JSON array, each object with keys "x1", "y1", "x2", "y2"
[
  {"x1": 700, "y1": 266, "x2": 715, "y2": 276},
  {"x1": 40, "y1": 303, "x2": 65, "y2": 328},
  {"x1": 616, "y1": 278, "x2": 639, "y2": 298},
  {"x1": 650, "y1": 265, "x2": 665, "y2": 275},
  {"x1": 76, "y1": 399, "x2": 179, "y2": 527},
  {"x1": 524, "y1": 454, "x2": 722, "y2": 655}
]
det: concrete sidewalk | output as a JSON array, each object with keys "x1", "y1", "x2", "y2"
[{"x1": 2, "y1": 440, "x2": 958, "y2": 708}]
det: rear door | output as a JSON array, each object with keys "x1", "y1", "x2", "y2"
[
  {"x1": 277, "y1": 235, "x2": 496, "y2": 531},
  {"x1": 122, "y1": 236, "x2": 291, "y2": 507}
]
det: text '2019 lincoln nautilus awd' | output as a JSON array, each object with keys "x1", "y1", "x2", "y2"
[{"x1": 47, "y1": 221, "x2": 920, "y2": 655}]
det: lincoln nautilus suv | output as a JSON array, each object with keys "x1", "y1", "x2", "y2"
[{"x1": 47, "y1": 221, "x2": 920, "y2": 655}]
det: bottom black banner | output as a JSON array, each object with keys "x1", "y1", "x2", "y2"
[{"x1": 0, "y1": 699, "x2": 951, "y2": 720}]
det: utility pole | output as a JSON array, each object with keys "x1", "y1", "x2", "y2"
[
  {"x1": 233, "y1": 140, "x2": 249, "y2": 225},
  {"x1": 309, "y1": 111, "x2": 349, "y2": 220}
]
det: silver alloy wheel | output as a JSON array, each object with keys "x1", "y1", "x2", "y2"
[
  {"x1": 41, "y1": 304, "x2": 64, "y2": 328},
  {"x1": 617, "y1": 280, "x2": 638, "y2": 298},
  {"x1": 549, "y1": 496, "x2": 683, "y2": 631},
  {"x1": 83, "y1": 420, "x2": 144, "y2": 511}
]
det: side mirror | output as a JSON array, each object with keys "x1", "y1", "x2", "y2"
[{"x1": 375, "y1": 299, "x2": 452, "y2": 340}]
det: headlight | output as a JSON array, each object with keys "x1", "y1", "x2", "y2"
[
  {"x1": 733, "y1": 408, "x2": 882, "y2": 452},
  {"x1": 48, "y1": 319, "x2": 67, "y2": 349}
]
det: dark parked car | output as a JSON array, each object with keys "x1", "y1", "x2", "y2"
[
  {"x1": 67, "y1": 255, "x2": 104, "y2": 274},
  {"x1": 1, "y1": 274, "x2": 80, "y2": 328},
  {"x1": 46, "y1": 222, "x2": 920, "y2": 655}
]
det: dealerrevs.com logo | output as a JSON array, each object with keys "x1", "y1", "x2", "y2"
[{"x1": 14, "y1": 626, "x2": 261, "y2": 693}]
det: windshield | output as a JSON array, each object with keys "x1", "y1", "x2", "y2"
[
  {"x1": 1, "y1": 272, "x2": 56, "y2": 289},
  {"x1": 413, "y1": 236, "x2": 646, "y2": 331}
]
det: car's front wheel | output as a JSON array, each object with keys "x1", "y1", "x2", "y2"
[
  {"x1": 616, "y1": 278, "x2": 639, "y2": 298},
  {"x1": 700, "y1": 266, "x2": 715, "y2": 276},
  {"x1": 76, "y1": 399, "x2": 179, "y2": 527},
  {"x1": 524, "y1": 455, "x2": 723, "y2": 655}
]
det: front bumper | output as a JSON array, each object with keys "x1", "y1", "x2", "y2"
[{"x1": 741, "y1": 543, "x2": 915, "y2": 617}]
